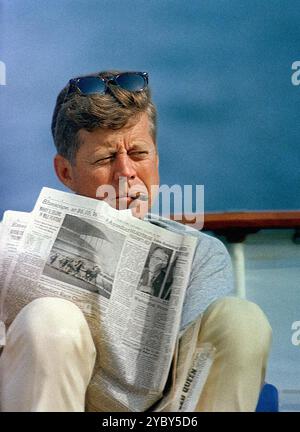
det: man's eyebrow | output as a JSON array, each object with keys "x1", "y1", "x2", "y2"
[
  {"x1": 89, "y1": 140, "x2": 152, "y2": 154},
  {"x1": 128, "y1": 141, "x2": 152, "y2": 148},
  {"x1": 84, "y1": 139, "x2": 155, "y2": 161},
  {"x1": 86, "y1": 142, "x2": 117, "y2": 158}
]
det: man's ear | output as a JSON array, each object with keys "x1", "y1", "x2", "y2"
[{"x1": 54, "y1": 154, "x2": 76, "y2": 191}]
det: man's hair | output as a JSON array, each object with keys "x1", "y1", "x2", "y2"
[{"x1": 51, "y1": 70, "x2": 157, "y2": 163}]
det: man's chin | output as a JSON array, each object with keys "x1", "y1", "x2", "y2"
[
  {"x1": 115, "y1": 196, "x2": 136, "y2": 210},
  {"x1": 114, "y1": 197, "x2": 149, "y2": 219},
  {"x1": 130, "y1": 204, "x2": 148, "y2": 220},
  {"x1": 87, "y1": 193, "x2": 149, "y2": 220}
]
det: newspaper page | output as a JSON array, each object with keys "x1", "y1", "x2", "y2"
[
  {"x1": 0, "y1": 187, "x2": 197, "y2": 412},
  {"x1": 177, "y1": 342, "x2": 216, "y2": 411},
  {"x1": 0, "y1": 211, "x2": 30, "y2": 346},
  {"x1": 151, "y1": 316, "x2": 215, "y2": 412}
]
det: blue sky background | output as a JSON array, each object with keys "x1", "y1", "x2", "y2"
[{"x1": 0, "y1": 0, "x2": 300, "y2": 217}]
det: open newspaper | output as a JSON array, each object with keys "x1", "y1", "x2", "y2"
[{"x1": 0, "y1": 187, "x2": 215, "y2": 412}]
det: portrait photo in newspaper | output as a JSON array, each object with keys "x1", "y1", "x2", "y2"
[{"x1": 137, "y1": 244, "x2": 176, "y2": 301}]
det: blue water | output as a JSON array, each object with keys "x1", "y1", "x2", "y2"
[{"x1": 1, "y1": 0, "x2": 300, "y2": 217}]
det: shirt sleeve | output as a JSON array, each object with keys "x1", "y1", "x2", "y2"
[{"x1": 180, "y1": 233, "x2": 234, "y2": 330}]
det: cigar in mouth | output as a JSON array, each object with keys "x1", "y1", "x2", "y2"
[{"x1": 135, "y1": 192, "x2": 148, "y2": 201}]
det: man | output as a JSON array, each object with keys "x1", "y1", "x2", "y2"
[{"x1": 0, "y1": 70, "x2": 272, "y2": 412}]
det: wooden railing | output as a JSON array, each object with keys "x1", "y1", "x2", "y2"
[
  {"x1": 173, "y1": 210, "x2": 300, "y2": 297},
  {"x1": 173, "y1": 211, "x2": 300, "y2": 242}
]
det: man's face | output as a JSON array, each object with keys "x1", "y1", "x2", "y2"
[
  {"x1": 55, "y1": 112, "x2": 159, "y2": 218},
  {"x1": 148, "y1": 249, "x2": 169, "y2": 273}
]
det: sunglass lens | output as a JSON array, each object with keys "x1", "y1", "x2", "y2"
[
  {"x1": 115, "y1": 73, "x2": 147, "y2": 91},
  {"x1": 76, "y1": 77, "x2": 106, "y2": 94}
]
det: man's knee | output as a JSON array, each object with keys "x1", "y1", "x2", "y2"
[
  {"x1": 8, "y1": 297, "x2": 93, "y2": 355},
  {"x1": 201, "y1": 296, "x2": 272, "y2": 362}
]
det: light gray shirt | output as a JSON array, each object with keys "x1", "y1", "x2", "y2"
[{"x1": 144, "y1": 214, "x2": 234, "y2": 330}]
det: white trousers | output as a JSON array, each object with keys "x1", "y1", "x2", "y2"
[{"x1": 0, "y1": 296, "x2": 272, "y2": 412}]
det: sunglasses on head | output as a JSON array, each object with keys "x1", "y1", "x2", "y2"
[{"x1": 66, "y1": 71, "x2": 149, "y2": 98}]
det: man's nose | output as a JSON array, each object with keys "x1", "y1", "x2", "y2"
[{"x1": 113, "y1": 153, "x2": 136, "y2": 182}]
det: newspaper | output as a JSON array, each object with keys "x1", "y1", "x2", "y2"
[
  {"x1": 0, "y1": 211, "x2": 30, "y2": 346},
  {"x1": 0, "y1": 187, "x2": 214, "y2": 412}
]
